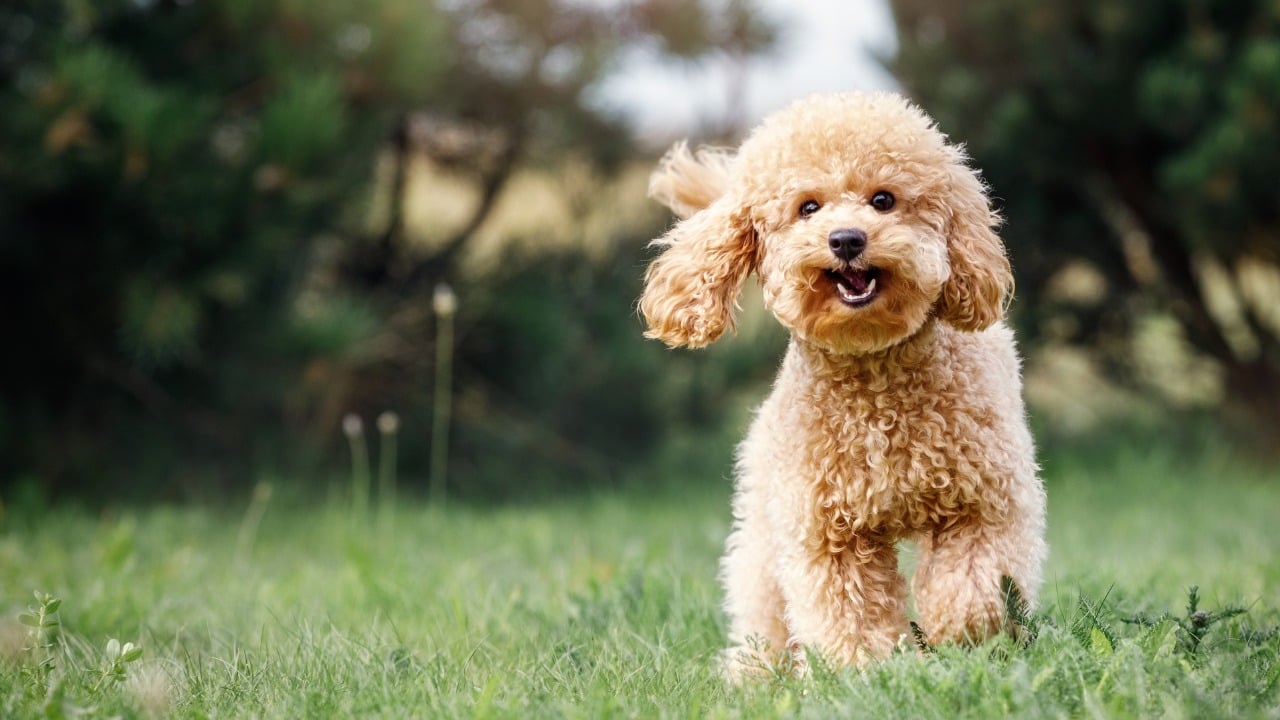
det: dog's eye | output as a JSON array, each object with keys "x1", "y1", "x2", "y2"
[
  {"x1": 798, "y1": 200, "x2": 821, "y2": 219},
  {"x1": 870, "y1": 190, "x2": 895, "y2": 212}
]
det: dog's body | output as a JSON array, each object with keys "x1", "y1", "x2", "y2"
[{"x1": 639, "y1": 92, "x2": 1046, "y2": 677}]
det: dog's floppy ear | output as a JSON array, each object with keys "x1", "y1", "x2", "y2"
[
  {"x1": 639, "y1": 191, "x2": 757, "y2": 348},
  {"x1": 936, "y1": 159, "x2": 1013, "y2": 331}
]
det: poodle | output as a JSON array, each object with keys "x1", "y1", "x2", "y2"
[{"x1": 639, "y1": 92, "x2": 1047, "y2": 677}]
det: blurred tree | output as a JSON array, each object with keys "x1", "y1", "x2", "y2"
[
  {"x1": 890, "y1": 0, "x2": 1280, "y2": 440},
  {"x1": 345, "y1": 0, "x2": 778, "y2": 290},
  {"x1": 326, "y1": 0, "x2": 784, "y2": 498},
  {"x1": 633, "y1": 0, "x2": 779, "y2": 134},
  {"x1": 0, "y1": 0, "x2": 781, "y2": 500},
  {"x1": 0, "y1": 0, "x2": 450, "y2": 497}
]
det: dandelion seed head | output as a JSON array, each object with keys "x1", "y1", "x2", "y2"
[
  {"x1": 126, "y1": 663, "x2": 176, "y2": 717},
  {"x1": 377, "y1": 411, "x2": 400, "y2": 434},
  {"x1": 342, "y1": 413, "x2": 363, "y2": 438},
  {"x1": 433, "y1": 283, "x2": 457, "y2": 317},
  {"x1": 0, "y1": 619, "x2": 26, "y2": 664}
]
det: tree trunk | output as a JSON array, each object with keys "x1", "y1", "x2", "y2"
[
  {"x1": 1223, "y1": 358, "x2": 1280, "y2": 449},
  {"x1": 1106, "y1": 168, "x2": 1280, "y2": 445}
]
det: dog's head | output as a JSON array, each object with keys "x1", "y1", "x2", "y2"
[{"x1": 639, "y1": 92, "x2": 1012, "y2": 355}]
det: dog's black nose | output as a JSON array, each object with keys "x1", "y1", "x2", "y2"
[{"x1": 828, "y1": 228, "x2": 867, "y2": 262}]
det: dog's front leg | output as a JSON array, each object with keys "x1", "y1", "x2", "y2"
[
  {"x1": 912, "y1": 513, "x2": 1044, "y2": 645},
  {"x1": 720, "y1": 518, "x2": 790, "y2": 680},
  {"x1": 777, "y1": 535, "x2": 907, "y2": 669}
]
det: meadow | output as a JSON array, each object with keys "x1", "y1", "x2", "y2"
[{"x1": 1, "y1": 434, "x2": 1278, "y2": 718}]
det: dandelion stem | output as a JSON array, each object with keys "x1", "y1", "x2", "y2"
[
  {"x1": 377, "y1": 411, "x2": 399, "y2": 513},
  {"x1": 344, "y1": 414, "x2": 371, "y2": 518},
  {"x1": 430, "y1": 284, "x2": 456, "y2": 506},
  {"x1": 235, "y1": 481, "x2": 273, "y2": 563}
]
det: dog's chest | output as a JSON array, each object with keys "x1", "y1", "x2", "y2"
[{"x1": 793, "y1": 373, "x2": 1003, "y2": 540}]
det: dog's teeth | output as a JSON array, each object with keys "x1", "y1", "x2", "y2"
[{"x1": 837, "y1": 276, "x2": 876, "y2": 304}]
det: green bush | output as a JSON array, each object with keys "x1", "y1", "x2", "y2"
[{"x1": 0, "y1": 0, "x2": 447, "y2": 499}]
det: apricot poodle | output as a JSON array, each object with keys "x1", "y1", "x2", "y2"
[{"x1": 639, "y1": 92, "x2": 1047, "y2": 677}]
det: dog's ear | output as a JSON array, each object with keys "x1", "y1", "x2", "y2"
[
  {"x1": 639, "y1": 193, "x2": 758, "y2": 348},
  {"x1": 936, "y1": 160, "x2": 1013, "y2": 331},
  {"x1": 648, "y1": 141, "x2": 734, "y2": 220}
]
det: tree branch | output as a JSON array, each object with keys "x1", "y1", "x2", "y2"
[{"x1": 402, "y1": 128, "x2": 525, "y2": 290}]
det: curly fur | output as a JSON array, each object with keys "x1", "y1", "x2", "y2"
[{"x1": 639, "y1": 92, "x2": 1047, "y2": 678}]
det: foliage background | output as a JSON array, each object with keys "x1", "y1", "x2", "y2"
[
  {"x1": 1, "y1": 0, "x2": 1277, "y2": 506},
  {"x1": 892, "y1": 0, "x2": 1280, "y2": 439}
]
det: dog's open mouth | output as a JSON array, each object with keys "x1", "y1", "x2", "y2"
[{"x1": 826, "y1": 267, "x2": 881, "y2": 307}]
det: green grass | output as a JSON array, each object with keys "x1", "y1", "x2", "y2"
[{"x1": 1, "y1": 442, "x2": 1278, "y2": 718}]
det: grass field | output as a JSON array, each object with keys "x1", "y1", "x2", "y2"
[{"x1": 2, "y1": 438, "x2": 1278, "y2": 718}]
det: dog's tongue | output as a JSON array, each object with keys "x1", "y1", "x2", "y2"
[{"x1": 840, "y1": 269, "x2": 871, "y2": 295}]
